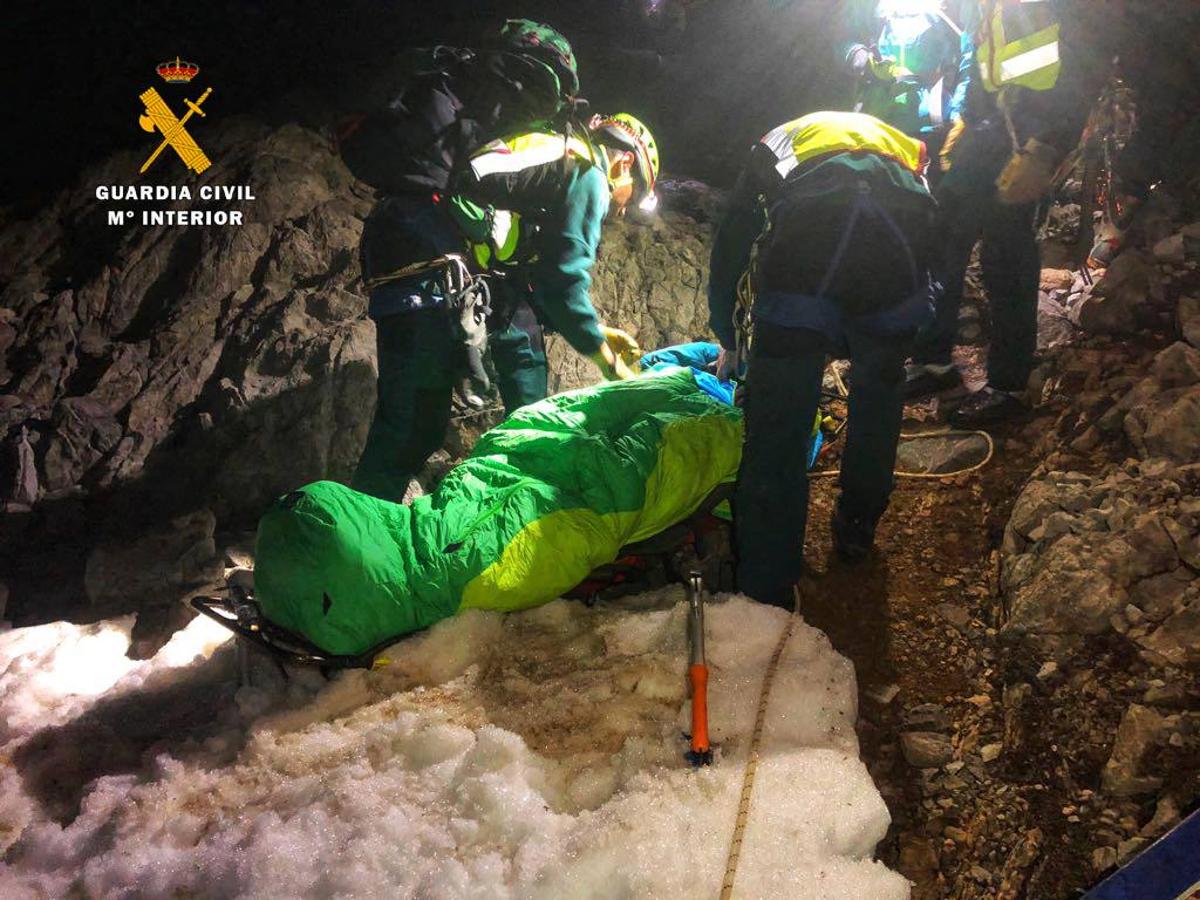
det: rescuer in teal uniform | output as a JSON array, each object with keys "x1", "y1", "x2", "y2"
[
  {"x1": 709, "y1": 111, "x2": 937, "y2": 606},
  {"x1": 846, "y1": 1, "x2": 1088, "y2": 424},
  {"x1": 353, "y1": 114, "x2": 660, "y2": 502}
]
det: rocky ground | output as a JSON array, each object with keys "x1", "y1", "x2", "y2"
[{"x1": 798, "y1": 209, "x2": 1200, "y2": 898}]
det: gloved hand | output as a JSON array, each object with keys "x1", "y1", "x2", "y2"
[
  {"x1": 715, "y1": 346, "x2": 738, "y2": 383},
  {"x1": 995, "y1": 138, "x2": 1059, "y2": 205},
  {"x1": 588, "y1": 342, "x2": 638, "y2": 382},
  {"x1": 599, "y1": 324, "x2": 640, "y2": 356},
  {"x1": 940, "y1": 118, "x2": 966, "y2": 173},
  {"x1": 866, "y1": 56, "x2": 899, "y2": 83}
]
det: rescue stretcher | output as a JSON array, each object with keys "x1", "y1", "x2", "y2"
[{"x1": 192, "y1": 483, "x2": 735, "y2": 671}]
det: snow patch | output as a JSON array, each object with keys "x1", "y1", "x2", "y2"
[{"x1": 0, "y1": 592, "x2": 906, "y2": 898}]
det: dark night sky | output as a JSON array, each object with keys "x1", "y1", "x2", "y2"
[
  {"x1": 4, "y1": 0, "x2": 1199, "y2": 215},
  {"x1": 1, "y1": 0, "x2": 706, "y2": 212}
]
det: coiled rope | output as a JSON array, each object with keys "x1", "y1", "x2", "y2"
[
  {"x1": 736, "y1": 279, "x2": 996, "y2": 482},
  {"x1": 816, "y1": 365, "x2": 996, "y2": 479}
]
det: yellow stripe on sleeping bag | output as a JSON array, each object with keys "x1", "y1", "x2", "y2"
[{"x1": 458, "y1": 411, "x2": 743, "y2": 613}]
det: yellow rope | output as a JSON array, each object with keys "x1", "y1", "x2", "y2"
[
  {"x1": 810, "y1": 428, "x2": 996, "y2": 480},
  {"x1": 719, "y1": 584, "x2": 800, "y2": 900},
  {"x1": 819, "y1": 367, "x2": 996, "y2": 480}
]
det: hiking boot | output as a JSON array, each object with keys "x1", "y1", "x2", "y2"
[
  {"x1": 904, "y1": 362, "x2": 962, "y2": 400},
  {"x1": 831, "y1": 509, "x2": 875, "y2": 564},
  {"x1": 949, "y1": 386, "x2": 1026, "y2": 427}
]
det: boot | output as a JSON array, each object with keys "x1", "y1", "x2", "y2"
[
  {"x1": 949, "y1": 385, "x2": 1026, "y2": 426},
  {"x1": 831, "y1": 508, "x2": 876, "y2": 564},
  {"x1": 904, "y1": 362, "x2": 962, "y2": 400}
]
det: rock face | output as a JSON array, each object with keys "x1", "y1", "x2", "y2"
[
  {"x1": 1102, "y1": 704, "x2": 1166, "y2": 797},
  {"x1": 1001, "y1": 461, "x2": 1200, "y2": 666},
  {"x1": 1097, "y1": 342, "x2": 1200, "y2": 465},
  {"x1": 0, "y1": 122, "x2": 717, "y2": 626},
  {"x1": 1073, "y1": 251, "x2": 1163, "y2": 335},
  {"x1": 1, "y1": 121, "x2": 375, "y2": 517},
  {"x1": 1, "y1": 121, "x2": 378, "y2": 624},
  {"x1": 1178, "y1": 295, "x2": 1200, "y2": 349},
  {"x1": 84, "y1": 509, "x2": 221, "y2": 612}
]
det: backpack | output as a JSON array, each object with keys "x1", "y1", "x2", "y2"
[{"x1": 336, "y1": 21, "x2": 579, "y2": 196}]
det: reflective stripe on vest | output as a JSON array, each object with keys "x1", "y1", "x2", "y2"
[
  {"x1": 927, "y1": 76, "x2": 945, "y2": 127},
  {"x1": 761, "y1": 111, "x2": 929, "y2": 180},
  {"x1": 469, "y1": 132, "x2": 596, "y2": 180},
  {"x1": 471, "y1": 209, "x2": 524, "y2": 269},
  {"x1": 976, "y1": 0, "x2": 1061, "y2": 93}
]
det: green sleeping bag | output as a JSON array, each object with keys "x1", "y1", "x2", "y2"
[{"x1": 254, "y1": 367, "x2": 744, "y2": 656}]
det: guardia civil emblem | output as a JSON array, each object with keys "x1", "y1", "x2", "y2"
[{"x1": 138, "y1": 57, "x2": 213, "y2": 175}]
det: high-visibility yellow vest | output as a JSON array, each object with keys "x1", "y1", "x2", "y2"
[
  {"x1": 976, "y1": 0, "x2": 1061, "y2": 93},
  {"x1": 760, "y1": 110, "x2": 929, "y2": 181},
  {"x1": 469, "y1": 131, "x2": 598, "y2": 180},
  {"x1": 464, "y1": 131, "x2": 601, "y2": 267},
  {"x1": 470, "y1": 208, "x2": 524, "y2": 269}
]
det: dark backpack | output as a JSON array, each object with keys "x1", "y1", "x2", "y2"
[{"x1": 337, "y1": 29, "x2": 577, "y2": 196}]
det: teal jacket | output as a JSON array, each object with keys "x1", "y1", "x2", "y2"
[
  {"x1": 457, "y1": 136, "x2": 611, "y2": 355},
  {"x1": 525, "y1": 165, "x2": 608, "y2": 354}
]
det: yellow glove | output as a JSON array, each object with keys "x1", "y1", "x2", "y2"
[
  {"x1": 599, "y1": 324, "x2": 640, "y2": 356},
  {"x1": 588, "y1": 342, "x2": 638, "y2": 382},
  {"x1": 867, "y1": 56, "x2": 899, "y2": 83},
  {"x1": 995, "y1": 138, "x2": 1059, "y2": 205},
  {"x1": 940, "y1": 118, "x2": 966, "y2": 173}
]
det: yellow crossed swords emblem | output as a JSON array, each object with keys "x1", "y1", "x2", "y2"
[{"x1": 138, "y1": 86, "x2": 213, "y2": 174}]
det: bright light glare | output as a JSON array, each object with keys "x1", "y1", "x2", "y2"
[
  {"x1": 638, "y1": 192, "x2": 659, "y2": 214},
  {"x1": 877, "y1": 0, "x2": 943, "y2": 18},
  {"x1": 37, "y1": 624, "x2": 138, "y2": 697},
  {"x1": 157, "y1": 614, "x2": 233, "y2": 667},
  {"x1": 12, "y1": 614, "x2": 232, "y2": 707}
]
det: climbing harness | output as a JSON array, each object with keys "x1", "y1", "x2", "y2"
[
  {"x1": 732, "y1": 269, "x2": 756, "y2": 379},
  {"x1": 365, "y1": 253, "x2": 493, "y2": 391},
  {"x1": 719, "y1": 582, "x2": 800, "y2": 900},
  {"x1": 1064, "y1": 59, "x2": 1139, "y2": 276},
  {"x1": 739, "y1": 179, "x2": 930, "y2": 343}
]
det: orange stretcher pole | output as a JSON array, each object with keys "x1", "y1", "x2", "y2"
[{"x1": 686, "y1": 571, "x2": 713, "y2": 765}]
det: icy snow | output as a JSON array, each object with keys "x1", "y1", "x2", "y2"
[{"x1": 0, "y1": 590, "x2": 907, "y2": 898}]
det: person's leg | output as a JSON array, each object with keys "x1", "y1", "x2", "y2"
[
  {"x1": 352, "y1": 312, "x2": 456, "y2": 501},
  {"x1": 837, "y1": 325, "x2": 911, "y2": 557},
  {"x1": 912, "y1": 190, "x2": 979, "y2": 369},
  {"x1": 490, "y1": 301, "x2": 548, "y2": 414},
  {"x1": 733, "y1": 323, "x2": 826, "y2": 608},
  {"x1": 979, "y1": 199, "x2": 1040, "y2": 393}
]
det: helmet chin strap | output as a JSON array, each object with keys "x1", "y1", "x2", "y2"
[
  {"x1": 603, "y1": 146, "x2": 634, "y2": 190},
  {"x1": 610, "y1": 173, "x2": 634, "y2": 191}
]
